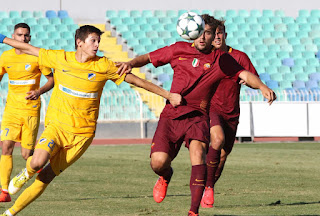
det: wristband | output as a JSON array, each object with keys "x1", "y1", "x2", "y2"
[{"x1": 0, "y1": 34, "x2": 6, "y2": 43}]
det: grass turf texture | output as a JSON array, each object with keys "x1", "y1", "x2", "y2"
[{"x1": 1, "y1": 142, "x2": 320, "y2": 215}]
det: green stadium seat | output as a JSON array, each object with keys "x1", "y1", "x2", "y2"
[
  {"x1": 311, "y1": 24, "x2": 320, "y2": 31},
  {"x1": 290, "y1": 51, "x2": 303, "y2": 58},
  {"x1": 307, "y1": 16, "x2": 319, "y2": 24},
  {"x1": 106, "y1": 10, "x2": 117, "y2": 19},
  {"x1": 277, "y1": 51, "x2": 290, "y2": 59},
  {"x1": 30, "y1": 25, "x2": 44, "y2": 34},
  {"x1": 35, "y1": 32, "x2": 48, "y2": 40},
  {"x1": 250, "y1": 37, "x2": 263, "y2": 45},
  {"x1": 252, "y1": 51, "x2": 265, "y2": 59},
  {"x1": 42, "y1": 38, "x2": 55, "y2": 47},
  {"x1": 130, "y1": 10, "x2": 141, "y2": 18},
  {"x1": 225, "y1": 23, "x2": 238, "y2": 32},
  {"x1": 67, "y1": 24, "x2": 78, "y2": 32},
  {"x1": 243, "y1": 44, "x2": 256, "y2": 52},
  {"x1": 44, "y1": 24, "x2": 56, "y2": 32},
  {"x1": 158, "y1": 31, "x2": 171, "y2": 38},
  {"x1": 264, "y1": 50, "x2": 277, "y2": 59},
  {"x1": 122, "y1": 17, "x2": 135, "y2": 25},
  {"x1": 256, "y1": 58, "x2": 270, "y2": 67},
  {"x1": 288, "y1": 37, "x2": 300, "y2": 46},
  {"x1": 212, "y1": 10, "x2": 224, "y2": 19},
  {"x1": 270, "y1": 73, "x2": 283, "y2": 81},
  {"x1": 128, "y1": 24, "x2": 140, "y2": 32},
  {"x1": 30, "y1": 40, "x2": 43, "y2": 47},
  {"x1": 33, "y1": 11, "x2": 43, "y2": 18},
  {"x1": 262, "y1": 9, "x2": 273, "y2": 17},
  {"x1": 299, "y1": 24, "x2": 311, "y2": 32},
  {"x1": 178, "y1": 10, "x2": 188, "y2": 16},
  {"x1": 270, "y1": 16, "x2": 282, "y2": 24},
  {"x1": 164, "y1": 23, "x2": 176, "y2": 31},
  {"x1": 145, "y1": 44, "x2": 157, "y2": 52},
  {"x1": 280, "y1": 80, "x2": 293, "y2": 88},
  {"x1": 49, "y1": 45, "x2": 61, "y2": 50},
  {"x1": 109, "y1": 17, "x2": 122, "y2": 26},
  {"x1": 164, "y1": 38, "x2": 177, "y2": 45},
  {"x1": 50, "y1": 17, "x2": 61, "y2": 25},
  {"x1": 313, "y1": 37, "x2": 320, "y2": 45},
  {"x1": 0, "y1": 11, "x2": 8, "y2": 19},
  {"x1": 271, "y1": 31, "x2": 283, "y2": 38},
  {"x1": 295, "y1": 58, "x2": 307, "y2": 67},
  {"x1": 300, "y1": 37, "x2": 313, "y2": 45},
  {"x1": 61, "y1": 17, "x2": 74, "y2": 25},
  {"x1": 152, "y1": 38, "x2": 165, "y2": 47},
  {"x1": 238, "y1": 37, "x2": 250, "y2": 45},
  {"x1": 0, "y1": 26, "x2": 7, "y2": 32},
  {"x1": 134, "y1": 17, "x2": 147, "y2": 25},
  {"x1": 159, "y1": 17, "x2": 172, "y2": 25},
  {"x1": 118, "y1": 10, "x2": 129, "y2": 18},
  {"x1": 286, "y1": 23, "x2": 299, "y2": 32},
  {"x1": 250, "y1": 10, "x2": 261, "y2": 18},
  {"x1": 142, "y1": 10, "x2": 153, "y2": 17},
  {"x1": 246, "y1": 31, "x2": 259, "y2": 39},
  {"x1": 296, "y1": 31, "x2": 309, "y2": 38},
  {"x1": 295, "y1": 73, "x2": 309, "y2": 81},
  {"x1": 126, "y1": 38, "x2": 139, "y2": 47},
  {"x1": 257, "y1": 16, "x2": 270, "y2": 24},
  {"x1": 232, "y1": 17, "x2": 245, "y2": 25},
  {"x1": 147, "y1": 17, "x2": 159, "y2": 25},
  {"x1": 245, "y1": 17, "x2": 258, "y2": 24},
  {"x1": 140, "y1": 24, "x2": 152, "y2": 32},
  {"x1": 37, "y1": 18, "x2": 49, "y2": 25},
  {"x1": 152, "y1": 23, "x2": 165, "y2": 31},
  {"x1": 9, "y1": 11, "x2": 20, "y2": 18},
  {"x1": 302, "y1": 51, "x2": 316, "y2": 58},
  {"x1": 310, "y1": 10, "x2": 320, "y2": 17},
  {"x1": 307, "y1": 58, "x2": 320, "y2": 67},
  {"x1": 237, "y1": 10, "x2": 249, "y2": 17},
  {"x1": 269, "y1": 58, "x2": 282, "y2": 66},
  {"x1": 55, "y1": 24, "x2": 68, "y2": 32},
  {"x1": 304, "y1": 65, "x2": 317, "y2": 74},
  {"x1": 295, "y1": 16, "x2": 307, "y2": 24},
  {"x1": 278, "y1": 66, "x2": 291, "y2": 74},
  {"x1": 154, "y1": 10, "x2": 166, "y2": 17},
  {"x1": 249, "y1": 23, "x2": 262, "y2": 31},
  {"x1": 132, "y1": 45, "x2": 146, "y2": 55},
  {"x1": 256, "y1": 44, "x2": 268, "y2": 52},
  {"x1": 13, "y1": 18, "x2": 24, "y2": 24},
  {"x1": 262, "y1": 23, "x2": 274, "y2": 31},
  {"x1": 298, "y1": 10, "x2": 309, "y2": 17},
  {"x1": 282, "y1": 17, "x2": 294, "y2": 24},
  {"x1": 292, "y1": 66, "x2": 304, "y2": 74},
  {"x1": 61, "y1": 31, "x2": 74, "y2": 39},
  {"x1": 146, "y1": 31, "x2": 158, "y2": 38},
  {"x1": 284, "y1": 31, "x2": 296, "y2": 38},
  {"x1": 139, "y1": 37, "x2": 152, "y2": 46},
  {"x1": 201, "y1": 10, "x2": 213, "y2": 16},
  {"x1": 166, "y1": 10, "x2": 178, "y2": 18},
  {"x1": 226, "y1": 10, "x2": 237, "y2": 18},
  {"x1": 21, "y1": 11, "x2": 33, "y2": 18},
  {"x1": 131, "y1": 31, "x2": 145, "y2": 39},
  {"x1": 238, "y1": 23, "x2": 250, "y2": 32},
  {"x1": 25, "y1": 17, "x2": 37, "y2": 25}
]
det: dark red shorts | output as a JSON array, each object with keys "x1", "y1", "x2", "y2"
[
  {"x1": 210, "y1": 112, "x2": 239, "y2": 154},
  {"x1": 151, "y1": 112, "x2": 210, "y2": 160}
]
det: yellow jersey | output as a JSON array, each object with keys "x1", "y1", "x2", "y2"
[
  {"x1": 38, "y1": 49, "x2": 125, "y2": 137},
  {"x1": 0, "y1": 48, "x2": 52, "y2": 116}
]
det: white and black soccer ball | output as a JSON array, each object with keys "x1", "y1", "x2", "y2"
[{"x1": 176, "y1": 12, "x2": 205, "y2": 40}]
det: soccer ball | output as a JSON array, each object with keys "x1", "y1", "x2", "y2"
[{"x1": 176, "y1": 12, "x2": 205, "y2": 40}]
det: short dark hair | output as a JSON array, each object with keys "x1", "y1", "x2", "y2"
[
  {"x1": 214, "y1": 18, "x2": 226, "y2": 33},
  {"x1": 201, "y1": 14, "x2": 219, "y2": 32},
  {"x1": 14, "y1": 23, "x2": 30, "y2": 33},
  {"x1": 75, "y1": 25, "x2": 103, "y2": 49}
]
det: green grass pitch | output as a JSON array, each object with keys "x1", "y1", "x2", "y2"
[{"x1": 1, "y1": 142, "x2": 320, "y2": 215}]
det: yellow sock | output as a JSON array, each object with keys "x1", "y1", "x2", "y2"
[
  {"x1": 0, "y1": 155, "x2": 13, "y2": 190},
  {"x1": 9, "y1": 177, "x2": 48, "y2": 215},
  {"x1": 26, "y1": 156, "x2": 37, "y2": 177}
]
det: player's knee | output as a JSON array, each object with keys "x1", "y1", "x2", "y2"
[
  {"x1": 30, "y1": 157, "x2": 47, "y2": 170},
  {"x1": 21, "y1": 150, "x2": 33, "y2": 160},
  {"x1": 150, "y1": 157, "x2": 169, "y2": 172},
  {"x1": 211, "y1": 134, "x2": 224, "y2": 149}
]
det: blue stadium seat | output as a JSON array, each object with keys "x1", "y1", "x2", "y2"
[
  {"x1": 45, "y1": 10, "x2": 57, "y2": 19},
  {"x1": 259, "y1": 73, "x2": 271, "y2": 82},
  {"x1": 306, "y1": 80, "x2": 318, "y2": 89},
  {"x1": 309, "y1": 73, "x2": 320, "y2": 81},
  {"x1": 58, "y1": 10, "x2": 69, "y2": 19},
  {"x1": 282, "y1": 58, "x2": 294, "y2": 67},
  {"x1": 266, "y1": 80, "x2": 279, "y2": 89},
  {"x1": 292, "y1": 80, "x2": 306, "y2": 88}
]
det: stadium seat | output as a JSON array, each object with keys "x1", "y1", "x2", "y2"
[
  {"x1": 283, "y1": 73, "x2": 296, "y2": 81},
  {"x1": 270, "y1": 73, "x2": 283, "y2": 81},
  {"x1": 309, "y1": 72, "x2": 320, "y2": 81},
  {"x1": 306, "y1": 80, "x2": 319, "y2": 89},
  {"x1": 278, "y1": 66, "x2": 291, "y2": 74},
  {"x1": 118, "y1": 10, "x2": 130, "y2": 18},
  {"x1": 257, "y1": 16, "x2": 270, "y2": 24},
  {"x1": 277, "y1": 51, "x2": 290, "y2": 59},
  {"x1": 13, "y1": 18, "x2": 24, "y2": 24},
  {"x1": 268, "y1": 44, "x2": 281, "y2": 52},
  {"x1": 292, "y1": 80, "x2": 306, "y2": 88},
  {"x1": 45, "y1": 10, "x2": 57, "y2": 18},
  {"x1": 106, "y1": 10, "x2": 117, "y2": 19},
  {"x1": 280, "y1": 81, "x2": 293, "y2": 89},
  {"x1": 295, "y1": 73, "x2": 309, "y2": 82},
  {"x1": 266, "y1": 80, "x2": 279, "y2": 89},
  {"x1": 202, "y1": 9, "x2": 213, "y2": 16},
  {"x1": 0, "y1": 11, "x2": 8, "y2": 19},
  {"x1": 270, "y1": 16, "x2": 282, "y2": 24},
  {"x1": 282, "y1": 58, "x2": 294, "y2": 67},
  {"x1": 298, "y1": 9, "x2": 309, "y2": 17},
  {"x1": 129, "y1": 10, "x2": 140, "y2": 18},
  {"x1": 122, "y1": 17, "x2": 135, "y2": 25},
  {"x1": 290, "y1": 51, "x2": 303, "y2": 59},
  {"x1": 61, "y1": 17, "x2": 74, "y2": 25},
  {"x1": 37, "y1": 18, "x2": 50, "y2": 25},
  {"x1": 178, "y1": 10, "x2": 188, "y2": 16},
  {"x1": 9, "y1": 11, "x2": 20, "y2": 18},
  {"x1": 25, "y1": 17, "x2": 37, "y2": 25},
  {"x1": 259, "y1": 73, "x2": 271, "y2": 82},
  {"x1": 166, "y1": 10, "x2": 178, "y2": 18},
  {"x1": 21, "y1": 11, "x2": 33, "y2": 18},
  {"x1": 310, "y1": 9, "x2": 320, "y2": 17},
  {"x1": 142, "y1": 10, "x2": 153, "y2": 18},
  {"x1": 282, "y1": 17, "x2": 294, "y2": 24},
  {"x1": 250, "y1": 10, "x2": 261, "y2": 18},
  {"x1": 50, "y1": 17, "x2": 61, "y2": 25}
]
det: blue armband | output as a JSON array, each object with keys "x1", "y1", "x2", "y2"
[{"x1": 0, "y1": 34, "x2": 6, "y2": 43}]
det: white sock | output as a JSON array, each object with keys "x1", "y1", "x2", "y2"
[{"x1": 5, "y1": 210, "x2": 13, "y2": 216}]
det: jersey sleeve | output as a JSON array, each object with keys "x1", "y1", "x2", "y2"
[
  {"x1": 104, "y1": 58, "x2": 125, "y2": 85},
  {"x1": 239, "y1": 53, "x2": 259, "y2": 76},
  {"x1": 38, "y1": 48, "x2": 59, "y2": 69},
  {"x1": 39, "y1": 66, "x2": 52, "y2": 76},
  {"x1": 149, "y1": 44, "x2": 174, "y2": 67},
  {"x1": 219, "y1": 53, "x2": 245, "y2": 81}
]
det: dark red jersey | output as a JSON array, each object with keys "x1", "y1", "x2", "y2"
[
  {"x1": 209, "y1": 47, "x2": 258, "y2": 121},
  {"x1": 149, "y1": 42, "x2": 245, "y2": 119}
]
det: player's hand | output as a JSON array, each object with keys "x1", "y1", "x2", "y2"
[
  {"x1": 239, "y1": 79, "x2": 247, "y2": 85},
  {"x1": 25, "y1": 90, "x2": 40, "y2": 100},
  {"x1": 0, "y1": 34, "x2": 6, "y2": 43},
  {"x1": 168, "y1": 93, "x2": 182, "y2": 107},
  {"x1": 116, "y1": 62, "x2": 132, "y2": 77},
  {"x1": 260, "y1": 85, "x2": 277, "y2": 105}
]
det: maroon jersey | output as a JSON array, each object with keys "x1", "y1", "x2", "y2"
[
  {"x1": 149, "y1": 42, "x2": 245, "y2": 119},
  {"x1": 210, "y1": 47, "x2": 258, "y2": 121}
]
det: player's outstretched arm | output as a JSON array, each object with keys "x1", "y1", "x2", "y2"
[
  {"x1": 0, "y1": 75, "x2": 3, "y2": 82},
  {"x1": 239, "y1": 71, "x2": 277, "y2": 105},
  {"x1": 116, "y1": 54, "x2": 151, "y2": 77},
  {"x1": 0, "y1": 34, "x2": 40, "y2": 57},
  {"x1": 25, "y1": 73, "x2": 54, "y2": 100},
  {"x1": 124, "y1": 73, "x2": 182, "y2": 107}
]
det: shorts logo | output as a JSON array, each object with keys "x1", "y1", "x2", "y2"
[
  {"x1": 62, "y1": 69, "x2": 70, "y2": 72},
  {"x1": 204, "y1": 63, "x2": 211, "y2": 70},
  {"x1": 25, "y1": 64, "x2": 31, "y2": 71},
  {"x1": 151, "y1": 142, "x2": 155, "y2": 149},
  {"x1": 88, "y1": 73, "x2": 96, "y2": 81},
  {"x1": 39, "y1": 138, "x2": 47, "y2": 144},
  {"x1": 192, "y1": 58, "x2": 200, "y2": 67},
  {"x1": 179, "y1": 57, "x2": 187, "y2": 60},
  {"x1": 33, "y1": 105, "x2": 37, "y2": 108},
  {"x1": 7, "y1": 66, "x2": 12, "y2": 68}
]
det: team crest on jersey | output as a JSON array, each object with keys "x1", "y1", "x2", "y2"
[
  {"x1": 192, "y1": 58, "x2": 200, "y2": 67},
  {"x1": 204, "y1": 63, "x2": 211, "y2": 70},
  {"x1": 25, "y1": 64, "x2": 31, "y2": 71},
  {"x1": 88, "y1": 73, "x2": 96, "y2": 81}
]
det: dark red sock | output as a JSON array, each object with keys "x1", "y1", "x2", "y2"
[
  {"x1": 189, "y1": 164, "x2": 206, "y2": 214},
  {"x1": 205, "y1": 148, "x2": 221, "y2": 188},
  {"x1": 214, "y1": 162, "x2": 225, "y2": 185},
  {"x1": 155, "y1": 167, "x2": 173, "y2": 183}
]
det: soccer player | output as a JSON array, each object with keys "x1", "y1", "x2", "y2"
[
  {"x1": 0, "y1": 25, "x2": 182, "y2": 216},
  {"x1": 117, "y1": 14, "x2": 276, "y2": 216},
  {"x1": 0, "y1": 23, "x2": 53, "y2": 203},
  {"x1": 201, "y1": 18, "x2": 260, "y2": 208}
]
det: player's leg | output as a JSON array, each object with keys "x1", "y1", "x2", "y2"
[
  {"x1": 20, "y1": 115, "x2": 40, "y2": 161},
  {"x1": 188, "y1": 139, "x2": 207, "y2": 215},
  {"x1": 3, "y1": 164, "x2": 56, "y2": 216},
  {"x1": 213, "y1": 149, "x2": 228, "y2": 184},
  {"x1": 0, "y1": 140, "x2": 16, "y2": 202}
]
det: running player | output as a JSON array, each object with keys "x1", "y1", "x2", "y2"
[
  {"x1": 0, "y1": 25, "x2": 182, "y2": 216},
  {"x1": 0, "y1": 23, "x2": 53, "y2": 203},
  {"x1": 117, "y1": 14, "x2": 276, "y2": 216},
  {"x1": 201, "y1": 18, "x2": 260, "y2": 208}
]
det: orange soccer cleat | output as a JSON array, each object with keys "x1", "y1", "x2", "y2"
[
  {"x1": 188, "y1": 211, "x2": 199, "y2": 216},
  {"x1": 200, "y1": 187, "x2": 214, "y2": 208},
  {"x1": 0, "y1": 190, "x2": 11, "y2": 202},
  {"x1": 153, "y1": 176, "x2": 169, "y2": 203}
]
